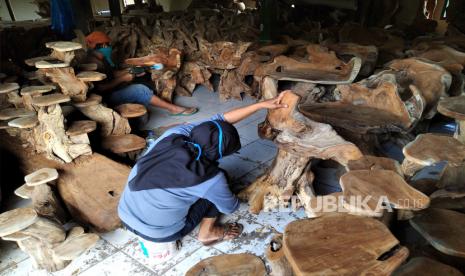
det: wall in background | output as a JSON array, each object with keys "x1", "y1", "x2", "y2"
[
  {"x1": 0, "y1": 0, "x2": 11, "y2": 21},
  {"x1": 0, "y1": 0, "x2": 41, "y2": 21}
]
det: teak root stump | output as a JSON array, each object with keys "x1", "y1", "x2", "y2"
[{"x1": 238, "y1": 91, "x2": 362, "y2": 214}]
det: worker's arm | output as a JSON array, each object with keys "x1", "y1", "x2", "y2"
[{"x1": 223, "y1": 91, "x2": 288, "y2": 124}]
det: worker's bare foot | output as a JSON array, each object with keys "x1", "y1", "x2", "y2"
[
  {"x1": 169, "y1": 107, "x2": 199, "y2": 116},
  {"x1": 198, "y1": 222, "x2": 243, "y2": 245}
]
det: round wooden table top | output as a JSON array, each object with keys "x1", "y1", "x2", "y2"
[
  {"x1": 115, "y1": 104, "x2": 147, "y2": 118},
  {"x1": 283, "y1": 215, "x2": 408, "y2": 275},
  {"x1": 101, "y1": 134, "x2": 146, "y2": 154},
  {"x1": 73, "y1": 94, "x2": 102, "y2": 108},
  {"x1": 410, "y1": 208, "x2": 465, "y2": 258},
  {"x1": 438, "y1": 95, "x2": 465, "y2": 120},
  {"x1": 25, "y1": 167, "x2": 59, "y2": 186},
  {"x1": 0, "y1": 208, "x2": 38, "y2": 237},
  {"x1": 66, "y1": 120, "x2": 97, "y2": 136},
  {"x1": 32, "y1": 93, "x2": 70, "y2": 107},
  {"x1": 186, "y1": 253, "x2": 266, "y2": 276},
  {"x1": 403, "y1": 133, "x2": 465, "y2": 166},
  {"x1": 340, "y1": 169, "x2": 430, "y2": 216},
  {"x1": 8, "y1": 116, "x2": 39, "y2": 129},
  {"x1": 76, "y1": 71, "x2": 107, "y2": 82}
]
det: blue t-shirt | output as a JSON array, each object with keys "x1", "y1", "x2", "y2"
[{"x1": 118, "y1": 114, "x2": 239, "y2": 239}]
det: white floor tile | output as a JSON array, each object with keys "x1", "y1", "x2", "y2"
[
  {"x1": 99, "y1": 227, "x2": 137, "y2": 249},
  {"x1": 219, "y1": 155, "x2": 261, "y2": 180},
  {"x1": 121, "y1": 234, "x2": 203, "y2": 275},
  {"x1": 237, "y1": 123, "x2": 261, "y2": 141},
  {"x1": 0, "y1": 240, "x2": 29, "y2": 272},
  {"x1": 79, "y1": 251, "x2": 154, "y2": 276},
  {"x1": 234, "y1": 140, "x2": 277, "y2": 164},
  {"x1": 241, "y1": 210, "x2": 300, "y2": 234},
  {"x1": 1, "y1": 258, "x2": 50, "y2": 276},
  {"x1": 52, "y1": 238, "x2": 118, "y2": 276}
]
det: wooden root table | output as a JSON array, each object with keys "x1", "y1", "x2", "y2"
[{"x1": 275, "y1": 215, "x2": 409, "y2": 275}]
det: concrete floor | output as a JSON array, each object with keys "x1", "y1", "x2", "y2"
[{"x1": 0, "y1": 86, "x2": 307, "y2": 276}]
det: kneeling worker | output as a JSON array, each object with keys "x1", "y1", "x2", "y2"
[{"x1": 118, "y1": 92, "x2": 288, "y2": 262}]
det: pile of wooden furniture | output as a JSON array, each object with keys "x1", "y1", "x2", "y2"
[
  {"x1": 184, "y1": 28, "x2": 465, "y2": 276},
  {"x1": 0, "y1": 168, "x2": 99, "y2": 272},
  {"x1": 0, "y1": 40, "x2": 148, "y2": 162},
  {"x1": 0, "y1": 41, "x2": 143, "y2": 272},
  {"x1": 1, "y1": 6, "x2": 465, "y2": 273}
]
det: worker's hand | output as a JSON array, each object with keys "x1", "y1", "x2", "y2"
[
  {"x1": 259, "y1": 90, "x2": 289, "y2": 109},
  {"x1": 135, "y1": 71, "x2": 146, "y2": 78},
  {"x1": 121, "y1": 72, "x2": 134, "y2": 82}
]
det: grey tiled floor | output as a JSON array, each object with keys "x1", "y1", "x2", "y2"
[{"x1": 0, "y1": 86, "x2": 306, "y2": 276}]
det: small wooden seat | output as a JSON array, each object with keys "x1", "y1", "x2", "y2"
[
  {"x1": 25, "y1": 56, "x2": 54, "y2": 67},
  {"x1": 25, "y1": 168, "x2": 59, "y2": 186},
  {"x1": 393, "y1": 257, "x2": 462, "y2": 276},
  {"x1": 52, "y1": 233, "x2": 99, "y2": 261},
  {"x1": 78, "y1": 63, "x2": 98, "y2": 71},
  {"x1": 0, "y1": 82, "x2": 20, "y2": 94},
  {"x1": 438, "y1": 95, "x2": 465, "y2": 120},
  {"x1": 2, "y1": 232, "x2": 30, "y2": 242},
  {"x1": 8, "y1": 116, "x2": 39, "y2": 129},
  {"x1": 283, "y1": 215, "x2": 408, "y2": 275},
  {"x1": 66, "y1": 120, "x2": 97, "y2": 136},
  {"x1": 20, "y1": 85, "x2": 55, "y2": 95},
  {"x1": 0, "y1": 108, "x2": 36, "y2": 120},
  {"x1": 437, "y1": 163, "x2": 465, "y2": 194},
  {"x1": 430, "y1": 188, "x2": 465, "y2": 199},
  {"x1": 73, "y1": 94, "x2": 102, "y2": 108},
  {"x1": 438, "y1": 95, "x2": 465, "y2": 143},
  {"x1": 35, "y1": 60, "x2": 70, "y2": 69},
  {"x1": 410, "y1": 208, "x2": 465, "y2": 258},
  {"x1": 186, "y1": 254, "x2": 266, "y2": 276},
  {"x1": 347, "y1": 155, "x2": 403, "y2": 175},
  {"x1": 32, "y1": 93, "x2": 71, "y2": 107},
  {"x1": 402, "y1": 133, "x2": 465, "y2": 176},
  {"x1": 0, "y1": 208, "x2": 38, "y2": 236},
  {"x1": 76, "y1": 71, "x2": 107, "y2": 82},
  {"x1": 46, "y1": 41, "x2": 82, "y2": 52},
  {"x1": 14, "y1": 183, "x2": 34, "y2": 199},
  {"x1": 431, "y1": 196, "x2": 465, "y2": 211},
  {"x1": 340, "y1": 170, "x2": 429, "y2": 216},
  {"x1": 101, "y1": 134, "x2": 146, "y2": 154},
  {"x1": 115, "y1": 103, "x2": 147, "y2": 118}
]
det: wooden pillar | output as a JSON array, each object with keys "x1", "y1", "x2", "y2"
[
  {"x1": 108, "y1": 0, "x2": 122, "y2": 21},
  {"x1": 69, "y1": 0, "x2": 94, "y2": 33}
]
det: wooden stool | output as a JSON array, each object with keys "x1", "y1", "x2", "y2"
[
  {"x1": 401, "y1": 133, "x2": 465, "y2": 176},
  {"x1": 279, "y1": 215, "x2": 408, "y2": 275},
  {"x1": 340, "y1": 169, "x2": 429, "y2": 217},
  {"x1": 410, "y1": 208, "x2": 465, "y2": 258},
  {"x1": 438, "y1": 95, "x2": 465, "y2": 144}
]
